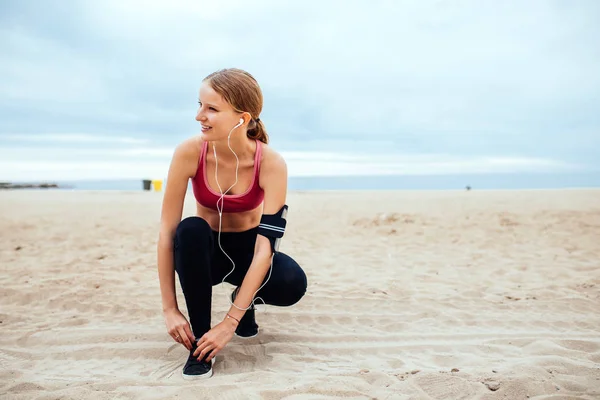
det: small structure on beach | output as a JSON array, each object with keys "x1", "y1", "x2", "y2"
[{"x1": 142, "y1": 179, "x2": 163, "y2": 192}]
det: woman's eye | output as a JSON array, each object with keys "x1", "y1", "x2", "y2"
[{"x1": 197, "y1": 102, "x2": 216, "y2": 111}]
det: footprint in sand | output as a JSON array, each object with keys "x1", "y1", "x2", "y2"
[
  {"x1": 145, "y1": 359, "x2": 184, "y2": 380},
  {"x1": 413, "y1": 373, "x2": 477, "y2": 400}
]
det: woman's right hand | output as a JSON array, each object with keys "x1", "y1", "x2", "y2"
[{"x1": 163, "y1": 308, "x2": 195, "y2": 350}]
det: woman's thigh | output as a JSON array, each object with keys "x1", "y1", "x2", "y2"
[
  {"x1": 209, "y1": 230, "x2": 256, "y2": 286},
  {"x1": 209, "y1": 231, "x2": 308, "y2": 306},
  {"x1": 255, "y1": 252, "x2": 308, "y2": 307}
]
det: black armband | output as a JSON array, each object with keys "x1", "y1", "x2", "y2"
[{"x1": 257, "y1": 205, "x2": 288, "y2": 253}]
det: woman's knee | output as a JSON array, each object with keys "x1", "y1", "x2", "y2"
[
  {"x1": 174, "y1": 216, "x2": 213, "y2": 249},
  {"x1": 277, "y1": 257, "x2": 308, "y2": 306}
]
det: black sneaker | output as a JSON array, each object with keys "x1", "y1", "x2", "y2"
[
  {"x1": 231, "y1": 288, "x2": 259, "y2": 338},
  {"x1": 182, "y1": 342, "x2": 215, "y2": 380}
]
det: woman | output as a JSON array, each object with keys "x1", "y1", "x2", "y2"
[{"x1": 157, "y1": 68, "x2": 308, "y2": 380}]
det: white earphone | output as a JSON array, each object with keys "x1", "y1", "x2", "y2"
[
  {"x1": 226, "y1": 118, "x2": 244, "y2": 140},
  {"x1": 212, "y1": 117, "x2": 273, "y2": 312}
]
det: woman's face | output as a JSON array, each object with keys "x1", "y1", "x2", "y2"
[{"x1": 195, "y1": 81, "x2": 242, "y2": 141}]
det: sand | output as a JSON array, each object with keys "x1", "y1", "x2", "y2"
[{"x1": 1, "y1": 188, "x2": 599, "y2": 399}]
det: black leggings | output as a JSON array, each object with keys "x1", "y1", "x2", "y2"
[{"x1": 173, "y1": 216, "x2": 308, "y2": 338}]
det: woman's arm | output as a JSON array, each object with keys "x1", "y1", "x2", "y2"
[
  {"x1": 157, "y1": 141, "x2": 195, "y2": 310},
  {"x1": 157, "y1": 139, "x2": 199, "y2": 349},
  {"x1": 226, "y1": 150, "x2": 288, "y2": 322}
]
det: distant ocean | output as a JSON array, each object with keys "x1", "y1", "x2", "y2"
[{"x1": 12, "y1": 172, "x2": 600, "y2": 191}]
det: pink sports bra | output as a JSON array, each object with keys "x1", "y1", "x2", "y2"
[{"x1": 191, "y1": 140, "x2": 264, "y2": 213}]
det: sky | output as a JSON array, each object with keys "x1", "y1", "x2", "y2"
[{"x1": 1, "y1": 0, "x2": 599, "y2": 181}]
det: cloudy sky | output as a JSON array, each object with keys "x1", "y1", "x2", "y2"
[{"x1": 1, "y1": 0, "x2": 599, "y2": 181}]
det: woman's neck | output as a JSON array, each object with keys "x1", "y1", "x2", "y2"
[{"x1": 209, "y1": 134, "x2": 255, "y2": 163}]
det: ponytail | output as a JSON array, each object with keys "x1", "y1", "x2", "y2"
[{"x1": 247, "y1": 118, "x2": 269, "y2": 144}]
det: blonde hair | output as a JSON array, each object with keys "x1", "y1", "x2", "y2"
[{"x1": 203, "y1": 68, "x2": 268, "y2": 144}]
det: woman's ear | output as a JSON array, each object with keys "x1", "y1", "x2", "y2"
[{"x1": 241, "y1": 112, "x2": 252, "y2": 126}]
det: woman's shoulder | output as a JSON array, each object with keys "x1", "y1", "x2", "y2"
[
  {"x1": 173, "y1": 136, "x2": 203, "y2": 159},
  {"x1": 170, "y1": 136, "x2": 204, "y2": 178},
  {"x1": 258, "y1": 142, "x2": 287, "y2": 193},
  {"x1": 259, "y1": 142, "x2": 287, "y2": 172}
]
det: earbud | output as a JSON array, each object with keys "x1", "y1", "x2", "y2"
[{"x1": 238, "y1": 118, "x2": 244, "y2": 125}]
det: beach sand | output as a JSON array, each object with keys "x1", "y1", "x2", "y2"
[{"x1": 1, "y1": 189, "x2": 599, "y2": 399}]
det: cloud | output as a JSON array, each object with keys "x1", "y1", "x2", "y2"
[
  {"x1": 2, "y1": 134, "x2": 148, "y2": 144},
  {"x1": 0, "y1": 144, "x2": 580, "y2": 181},
  {"x1": 0, "y1": 0, "x2": 599, "y2": 180}
]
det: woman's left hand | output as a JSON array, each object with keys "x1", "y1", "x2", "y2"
[{"x1": 193, "y1": 319, "x2": 237, "y2": 362}]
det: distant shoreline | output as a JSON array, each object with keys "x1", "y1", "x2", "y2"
[
  {"x1": 1, "y1": 172, "x2": 599, "y2": 191},
  {"x1": 0, "y1": 182, "x2": 62, "y2": 190}
]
